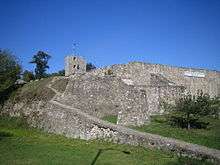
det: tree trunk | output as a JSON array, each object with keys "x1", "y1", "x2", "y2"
[
  {"x1": 187, "y1": 122, "x2": 191, "y2": 130},
  {"x1": 187, "y1": 113, "x2": 190, "y2": 130}
]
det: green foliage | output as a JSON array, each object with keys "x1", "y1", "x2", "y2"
[
  {"x1": 134, "y1": 115, "x2": 220, "y2": 150},
  {"x1": 23, "y1": 70, "x2": 35, "y2": 82},
  {"x1": 166, "y1": 91, "x2": 220, "y2": 129},
  {"x1": 0, "y1": 116, "x2": 214, "y2": 165},
  {"x1": 102, "y1": 115, "x2": 118, "y2": 124},
  {"x1": 30, "y1": 51, "x2": 51, "y2": 79},
  {"x1": 15, "y1": 77, "x2": 55, "y2": 103},
  {"x1": 0, "y1": 50, "x2": 21, "y2": 93},
  {"x1": 86, "y1": 62, "x2": 96, "y2": 71},
  {"x1": 105, "y1": 69, "x2": 113, "y2": 75},
  {"x1": 0, "y1": 50, "x2": 21, "y2": 106}
]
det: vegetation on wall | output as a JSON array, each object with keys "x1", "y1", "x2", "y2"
[
  {"x1": 23, "y1": 70, "x2": 35, "y2": 82},
  {"x1": 105, "y1": 69, "x2": 113, "y2": 75},
  {"x1": 86, "y1": 62, "x2": 96, "y2": 71}
]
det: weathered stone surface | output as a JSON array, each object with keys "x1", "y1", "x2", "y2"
[
  {"x1": 65, "y1": 56, "x2": 86, "y2": 76},
  {"x1": 2, "y1": 59, "x2": 220, "y2": 164},
  {"x1": 59, "y1": 74, "x2": 149, "y2": 126}
]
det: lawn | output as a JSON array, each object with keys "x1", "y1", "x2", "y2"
[
  {"x1": 0, "y1": 116, "x2": 215, "y2": 165},
  {"x1": 133, "y1": 115, "x2": 220, "y2": 150},
  {"x1": 102, "y1": 115, "x2": 118, "y2": 124}
]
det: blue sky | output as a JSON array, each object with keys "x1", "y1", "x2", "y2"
[{"x1": 0, "y1": 0, "x2": 220, "y2": 73}]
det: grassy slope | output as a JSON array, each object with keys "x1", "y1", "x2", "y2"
[
  {"x1": 133, "y1": 115, "x2": 220, "y2": 150},
  {"x1": 102, "y1": 115, "x2": 118, "y2": 124},
  {"x1": 0, "y1": 117, "x2": 215, "y2": 165},
  {"x1": 17, "y1": 78, "x2": 55, "y2": 101}
]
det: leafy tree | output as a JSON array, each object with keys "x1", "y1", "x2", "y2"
[
  {"x1": 86, "y1": 63, "x2": 96, "y2": 71},
  {"x1": 0, "y1": 50, "x2": 21, "y2": 92},
  {"x1": 0, "y1": 49, "x2": 21, "y2": 105},
  {"x1": 57, "y1": 69, "x2": 65, "y2": 76},
  {"x1": 30, "y1": 51, "x2": 51, "y2": 79},
  {"x1": 23, "y1": 70, "x2": 35, "y2": 82},
  {"x1": 167, "y1": 91, "x2": 220, "y2": 130}
]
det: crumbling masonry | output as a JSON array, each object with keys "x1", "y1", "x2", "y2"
[{"x1": 64, "y1": 56, "x2": 220, "y2": 126}]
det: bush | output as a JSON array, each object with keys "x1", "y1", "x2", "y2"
[
  {"x1": 23, "y1": 70, "x2": 35, "y2": 82},
  {"x1": 86, "y1": 63, "x2": 96, "y2": 71},
  {"x1": 166, "y1": 91, "x2": 220, "y2": 130},
  {"x1": 105, "y1": 69, "x2": 113, "y2": 75}
]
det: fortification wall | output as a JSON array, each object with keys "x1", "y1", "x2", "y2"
[
  {"x1": 2, "y1": 100, "x2": 220, "y2": 163},
  {"x1": 60, "y1": 74, "x2": 149, "y2": 126},
  {"x1": 143, "y1": 63, "x2": 220, "y2": 97},
  {"x1": 93, "y1": 62, "x2": 219, "y2": 97},
  {"x1": 146, "y1": 85, "x2": 184, "y2": 115}
]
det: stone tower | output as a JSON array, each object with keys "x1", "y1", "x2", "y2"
[{"x1": 65, "y1": 56, "x2": 86, "y2": 76}]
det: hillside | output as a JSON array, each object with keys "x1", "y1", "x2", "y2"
[{"x1": 1, "y1": 74, "x2": 220, "y2": 164}]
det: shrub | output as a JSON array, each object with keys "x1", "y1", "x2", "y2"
[
  {"x1": 166, "y1": 90, "x2": 220, "y2": 130},
  {"x1": 86, "y1": 63, "x2": 96, "y2": 71},
  {"x1": 105, "y1": 69, "x2": 113, "y2": 75},
  {"x1": 23, "y1": 70, "x2": 35, "y2": 82}
]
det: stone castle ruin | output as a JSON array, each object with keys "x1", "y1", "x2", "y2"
[
  {"x1": 63, "y1": 56, "x2": 220, "y2": 126},
  {"x1": 3, "y1": 55, "x2": 220, "y2": 162}
]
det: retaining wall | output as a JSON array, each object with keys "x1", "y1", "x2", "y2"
[{"x1": 2, "y1": 100, "x2": 220, "y2": 163}]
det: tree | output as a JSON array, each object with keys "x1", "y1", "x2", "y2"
[
  {"x1": 30, "y1": 51, "x2": 51, "y2": 79},
  {"x1": 86, "y1": 63, "x2": 96, "y2": 71},
  {"x1": 167, "y1": 91, "x2": 220, "y2": 130},
  {"x1": 23, "y1": 70, "x2": 35, "y2": 82},
  {"x1": 0, "y1": 50, "x2": 21, "y2": 92},
  {"x1": 0, "y1": 49, "x2": 21, "y2": 105}
]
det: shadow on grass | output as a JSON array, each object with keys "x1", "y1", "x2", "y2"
[
  {"x1": 90, "y1": 148, "x2": 131, "y2": 165},
  {"x1": 0, "y1": 131, "x2": 13, "y2": 140}
]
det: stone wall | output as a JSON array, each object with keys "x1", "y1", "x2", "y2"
[
  {"x1": 2, "y1": 100, "x2": 220, "y2": 163},
  {"x1": 146, "y1": 85, "x2": 184, "y2": 115},
  {"x1": 61, "y1": 62, "x2": 191, "y2": 126},
  {"x1": 142, "y1": 63, "x2": 220, "y2": 97},
  {"x1": 59, "y1": 74, "x2": 149, "y2": 126},
  {"x1": 91, "y1": 62, "x2": 219, "y2": 97}
]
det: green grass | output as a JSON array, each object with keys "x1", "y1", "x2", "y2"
[
  {"x1": 133, "y1": 115, "x2": 220, "y2": 150},
  {"x1": 102, "y1": 115, "x2": 118, "y2": 124},
  {"x1": 0, "y1": 116, "x2": 215, "y2": 165},
  {"x1": 10, "y1": 78, "x2": 55, "y2": 103}
]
